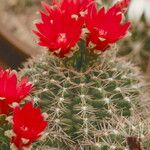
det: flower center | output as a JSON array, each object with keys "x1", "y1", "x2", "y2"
[
  {"x1": 21, "y1": 126, "x2": 28, "y2": 132},
  {"x1": 0, "y1": 97, "x2": 5, "y2": 100},
  {"x1": 57, "y1": 33, "x2": 67, "y2": 43},
  {"x1": 99, "y1": 29, "x2": 107, "y2": 36}
]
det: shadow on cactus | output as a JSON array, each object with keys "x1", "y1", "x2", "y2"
[{"x1": 21, "y1": 0, "x2": 150, "y2": 149}]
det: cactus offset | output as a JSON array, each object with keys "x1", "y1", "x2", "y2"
[
  {"x1": 118, "y1": 22, "x2": 150, "y2": 74},
  {"x1": 115, "y1": 0, "x2": 150, "y2": 74}
]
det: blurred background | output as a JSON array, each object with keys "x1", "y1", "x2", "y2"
[
  {"x1": 0, "y1": 0, "x2": 150, "y2": 81},
  {"x1": 0, "y1": 0, "x2": 44, "y2": 69}
]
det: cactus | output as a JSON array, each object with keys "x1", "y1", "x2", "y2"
[
  {"x1": 22, "y1": 48, "x2": 150, "y2": 149},
  {"x1": 116, "y1": 0, "x2": 150, "y2": 75},
  {"x1": 118, "y1": 22, "x2": 150, "y2": 75},
  {"x1": 20, "y1": 0, "x2": 149, "y2": 149}
]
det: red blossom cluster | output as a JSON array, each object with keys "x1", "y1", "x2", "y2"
[
  {"x1": 12, "y1": 102, "x2": 47, "y2": 149},
  {"x1": 114, "y1": 0, "x2": 131, "y2": 13},
  {"x1": 0, "y1": 68, "x2": 47, "y2": 150},
  {"x1": 34, "y1": 0, "x2": 130, "y2": 57},
  {"x1": 0, "y1": 68, "x2": 32, "y2": 115}
]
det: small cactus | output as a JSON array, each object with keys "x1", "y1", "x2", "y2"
[
  {"x1": 118, "y1": 22, "x2": 150, "y2": 75},
  {"x1": 117, "y1": 0, "x2": 150, "y2": 75},
  {"x1": 21, "y1": 0, "x2": 149, "y2": 149}
]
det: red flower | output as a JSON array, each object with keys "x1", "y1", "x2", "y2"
[
  {"x1": 11, "y1": 102, "x2": 48, "y2": 149},
  {"x1": 34, "y1": 0, "x2": 92, "y2": 57},
  {"x1": 86, "y1": 3, "x2": 130, "y2": 52},
  {"x1": 0, "y1": 68, "x2": 32, "y2": 115},
  {"x1": 114, "y1": 0, "x2": 131, "y2": 13}
]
